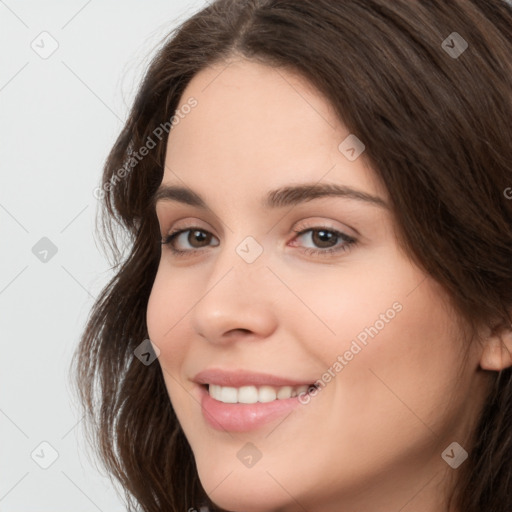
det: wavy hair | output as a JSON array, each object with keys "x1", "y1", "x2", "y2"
[{"x1": 72, "y1": 1, "x2": 512, "y2": 510}]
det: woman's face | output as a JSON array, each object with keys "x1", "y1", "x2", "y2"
[{"x1": 146, "y1": 59, "x2": 489, "y2": 512}]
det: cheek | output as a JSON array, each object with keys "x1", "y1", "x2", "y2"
[
  {"x1": 146, "y1": 272, "x2": 168, "y2": 347},
  {"x1": 146, "y1": 267, "x2": 193, "y2": 367},
  {"x1": 294, "y1": 247, "x2": 465, "y2": 431},
  {"x1": 274, "y1": 248, "x2": 421, "y2": 365},
  {"x1": 146, "y1": 269, "x2": 200, "y2": 425},
  {"x1": 343, "y1": 283, "x2": 463, "y2": 444}
]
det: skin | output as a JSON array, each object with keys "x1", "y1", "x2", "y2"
[{"x1": 146, "y1": 57, "x2": 511, "y2": 512}]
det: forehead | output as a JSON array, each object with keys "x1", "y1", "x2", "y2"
[{"x1": 163, "y1": 58, "x2": 386, "y2": 203}]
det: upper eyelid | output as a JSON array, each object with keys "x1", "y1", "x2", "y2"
[
  {"x1": 159, "y1": 214, "x2": 356, "y2": 233},
  {"x1": 160, "y1": 216, "x2": 215, "y2": 233},
  {"x1": 155, "y1": 201, "x2": 364, "y2": 232},
  {"x1": 162, "y1": 223, "x2": 349, "y2": 237},
  {"x1": 155, "y1": 205, "x2": 225, "y2": 234}
]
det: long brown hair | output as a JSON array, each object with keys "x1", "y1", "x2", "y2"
[{"x1": 72, "y1": 1, "x2": 512, "y2": 510}]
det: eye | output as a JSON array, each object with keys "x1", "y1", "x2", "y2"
[
  {"x1": 161, "y1": 227, "x2": 219, "y2": 256},
  {"x1": 160, "y1": 225, "x2": 357, "y2": 258},
  {"x1": 290, "y1": 227, "x2": 357, "y2": 256}
]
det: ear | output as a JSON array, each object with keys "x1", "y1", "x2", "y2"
[{"x1": 480, "y1": 321, "x2": 512, "y2": 371}]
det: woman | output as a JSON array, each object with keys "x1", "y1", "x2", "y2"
[{"x1": 73, "y1": 1, "x2": 512, "y2": 511}]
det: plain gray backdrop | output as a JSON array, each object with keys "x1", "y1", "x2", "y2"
[{"x1": 0, "y1": 1, "x2": 206, "y2": 510}]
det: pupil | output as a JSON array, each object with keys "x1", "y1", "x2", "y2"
[
  {"x1": 313, "y1": 230, "x2": 337, "y2": 248},
  {"x1": 189, "y1": 230, "x2": 209, "y2": 247}
]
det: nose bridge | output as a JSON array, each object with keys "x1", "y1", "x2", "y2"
[
  {"x1": 207, "y1": 228, "x2": 271, "y2": 296},
  {"x1": 189, "y1": 238, "x2": 278, "y2": 342}
]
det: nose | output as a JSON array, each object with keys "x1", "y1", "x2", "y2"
[{"x1": 190, "y1": 261, "x2": 279, "y2": 345}]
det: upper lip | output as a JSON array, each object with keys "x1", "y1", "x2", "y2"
[{"x1": 193, "y1": 368, "x2": 315, "y2": 388}]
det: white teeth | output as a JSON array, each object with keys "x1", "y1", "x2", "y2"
[
  {"x1": 238, "y1": 386, "x2": 259, "y2": 404},
  {"x1": 258, "y1": 385, "x2": 277, "y2": 403},
  {"x1": 219, "y1": 386, "x2": 237, "y2": 403},
  {"x1": 276, "y1": 386, "x2": 293, "y2": 399},
  {"x1": 207, "y1": 383, "x2": 315, "y2": 404}
]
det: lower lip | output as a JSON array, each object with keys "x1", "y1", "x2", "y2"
[{"x1": 198, "y1": 385, "x2": 307, "y2": 432}]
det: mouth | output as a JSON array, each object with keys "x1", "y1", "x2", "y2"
[
  {"x1": 197, "y1": 382, "x2": 319, "y2": 432},
  {"x1": 192, "y1": 368, "x2": 320, "y2": 431},
  {"x1": 203, "y1": 383, "x2": 319, "y2": 404}
]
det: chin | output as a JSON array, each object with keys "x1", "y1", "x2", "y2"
[{"x1": 198, "y1": 466, "x2": 299, "y2": 512}]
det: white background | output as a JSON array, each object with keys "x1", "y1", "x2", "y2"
[{"x1": 0, "y1": 1, "x2": 206, "y2": 510}]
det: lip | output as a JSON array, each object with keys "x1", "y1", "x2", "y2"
[
  {"x1": 192, "y1": 368, "x2": 317, "y2": 432},
  {"x1": 197, "y1": 384, "x2": 310, "y2": 432},
  {"x1": 192, "y1": 368, "x2": 315, "y2": 388}
]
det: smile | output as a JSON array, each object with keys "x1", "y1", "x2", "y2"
[
  {"x1": 207, "y1": 383, "x2": 317, "y2": 404},
  {"x1": 197, "y1": 383, "x2": 319, "y2": 432}
]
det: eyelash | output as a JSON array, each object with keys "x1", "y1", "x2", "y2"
[{"x1": 160, "y1": 225, "x2": 357, "y2": 258}]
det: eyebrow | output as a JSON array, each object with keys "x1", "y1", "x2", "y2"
[{"x1": 152, "y1": 182, "x2": 389, "y2": 210}]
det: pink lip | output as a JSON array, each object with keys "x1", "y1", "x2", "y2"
[
  {"x1": 192, "y1": 368, "x2": 314, "y2": 387},
  {"x1": 192, "y1": 369, "x2": 317, "y2": 432},
  {"x1": 197, "y1": 384, "x2": 307, "y2": 432}
]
